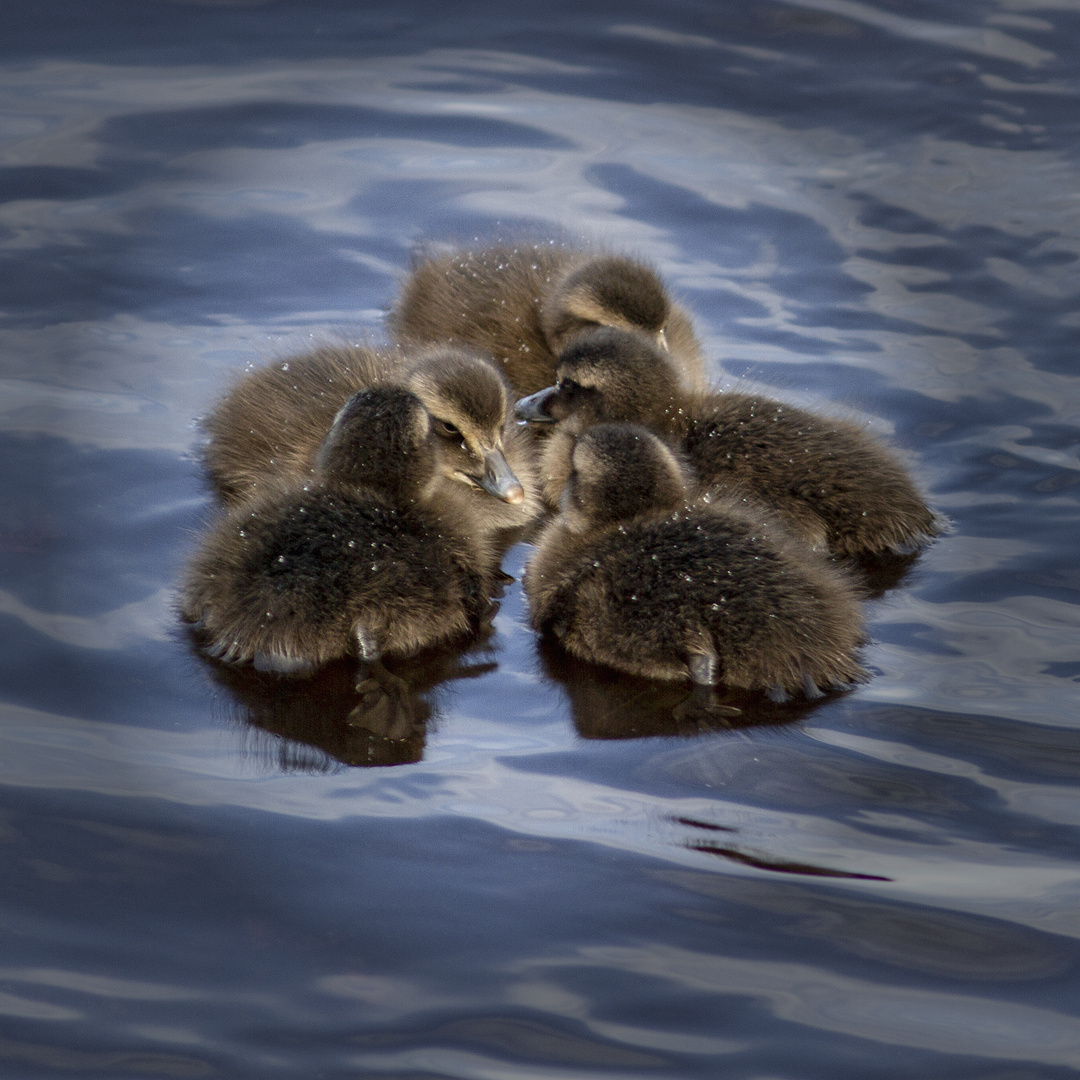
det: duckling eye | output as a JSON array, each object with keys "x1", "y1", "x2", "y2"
[
  {"x1": 434, "y1": 419, "x2": 464, "y2": 442},
  {"x1": 558, "y1": 378, "x2": 580, "y2": 395}
]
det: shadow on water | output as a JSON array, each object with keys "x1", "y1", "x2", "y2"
[
  {"x1": 535, "y1": 634, "x2": 839, "y2": 740},
  {"x1": 840, "y1": 547, "x2": 924, "y2": 599},
  {"x1": 189, "y1": 625, "x2": 499, "y2": 770}
]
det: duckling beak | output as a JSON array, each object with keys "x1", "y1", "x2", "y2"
[
  {"x1": 479, "y1": 448, "x2": 525, "y2": 504},
  {"x1": 514, "y1": 386, "x2": 557, "y2": 424}
]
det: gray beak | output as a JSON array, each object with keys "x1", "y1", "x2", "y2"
[
  {"x1": 479, "y1": 448, "x2": 525, "y2": 504},
  {"x1": 514, "y1": 386, "x2": 558, "y2": 423}
]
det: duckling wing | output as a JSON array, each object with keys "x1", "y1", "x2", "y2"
[{"x1": 200, "y1": 344, "x2": 397, "y2": 504}]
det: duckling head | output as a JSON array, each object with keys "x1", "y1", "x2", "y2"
[
  {"x1": 560, "y1": 423, "x2": 688, "y2": 534},
  {"x1": 404, "y1": 348, "x2": 525, "y2": 505},
  {"x1": 542, "y1": 255, "x2": 672, "y2": 353},
  {"x1": 514, "y1": 326, "x2": 681, "y2": 432},
  {"x1": 315, "y1": 386, "x2": 436, "y2": 497}
]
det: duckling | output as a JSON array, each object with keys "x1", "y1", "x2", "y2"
[
  {"x1": 515, "y1": 327, "x2": 940, "y2": 558},
  {"x1": 388, "y1": 241, "x2": 707, "y2": 396},
  {"x1": 181, "y1": 386, "x2": 498, "y2": 739},
  {"x1": 524, "y1": 424, "x2": 868, "y2": 702},
  {"x1": 199, "y1": 342, "x2": 539, "y2": 540}
]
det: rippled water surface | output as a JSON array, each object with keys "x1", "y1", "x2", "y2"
[{"x1": 4, "y1": 1, "x2": 1080, "y2": 1076}]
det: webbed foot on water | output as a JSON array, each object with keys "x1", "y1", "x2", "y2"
[{"x1": 349, "y1": 662, "x2": 426, "y2": 740}]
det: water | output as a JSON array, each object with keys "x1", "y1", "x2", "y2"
[{"x1": 3, "y1": 1, "x2": 1080, "y2": 1075}]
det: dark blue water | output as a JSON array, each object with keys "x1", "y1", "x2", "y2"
[{"x1": 3, "y1": 1, "x2": 1080, "y2": 1076}]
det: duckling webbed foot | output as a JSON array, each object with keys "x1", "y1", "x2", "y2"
[
  {"x1": 672, "y1": 683, "x2": 743, "y2": 724},
  {"x1": 673, "y1": 653, "x2": 742, "y2": 723},
  {"x1": 350, "y1": 661, "x2": 426, "y2": 741},
  {"x1": 479, "y1": 599, "x2": 501, "y2": 627},
  {"x1": 348, "y1": 627, "x2": 425, "y2": 739}
]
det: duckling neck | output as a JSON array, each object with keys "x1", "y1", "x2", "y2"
[{"x1": 420, "y1": 486, "x2": 493, "y2": 553}]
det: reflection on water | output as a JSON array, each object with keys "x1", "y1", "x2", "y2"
[
  {"x1": 4, "y1": 0, "x2": 1080, "y2": 1076},
  {"x1": 535, "y1": 634, "x2": 836, "y2": 739},
  {"x1": 197, "y1": 630, "x2": 499, "y2": 771}
]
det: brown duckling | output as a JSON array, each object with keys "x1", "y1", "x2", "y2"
[
  {"x1": 181, "y1": 386, "x2": 498, "y2": 739},
  {"x1": 515, "y1": 327, "x2": 940, "y2": 558},
  {"x1": 388, "y1": 241, "x2": 707, "y2": 396},
  {"x1": 524, "y1": 424, "x2": 868, "y2": 702},
  {"x1": 200, "y1": 342, "x2": 539, "y2": 539}
]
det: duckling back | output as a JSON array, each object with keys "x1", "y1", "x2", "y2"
[
  {"x1": 681, "y1": 391, "x2": 939, "y2": 556},
  {"x1": 389, "y1": 241, "x2": 706, "y2": 396},
  {"x1": 184, "y1": 485, "x2": 488, "y2": 672},
  {"x1": 200, "y1": 342, "x2": 397, "y2": 504},
  {"x1": 182, "y1": 387, "x2": 493, "y2": 675},
  {"x1": 525, "y1": 424, "x2": 868, "y2": 697}
]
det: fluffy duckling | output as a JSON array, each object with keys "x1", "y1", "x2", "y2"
[
  {"x1": 388, "y1": 241, "x2": 707, "y2": 396},
  {"x1": 516, "y1": 328, "x2": 939, "y2": 558},
  {"x1": 524, "y1": 424, "x2": 868, "y2": 701},
  {"x1": 182, "y1": 387, "x2": 497, "y2": 739},
  {"x1": 200, "y1": 342, "x2": 539, "y2": 539}
]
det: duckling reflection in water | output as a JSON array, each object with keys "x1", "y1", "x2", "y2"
[
  {"x1": 524, "y1": 424, "x2": 868, "y2": 711},
  {"x1": 535, "y1": 635, "x2": 836, "y2": 738},
  {"x1": 181, "y1": 387, "x2": 501, "y2": 740},
  {"x1": 516, "y1": 327, "x2": 941, "y2": 559},
  {"x1": 389, "y1": 240, "x2": 707, "y2": 396},
  {"x1": 195, "y1": 633, "x2": 498, "y2": 770},
  {"x1": 200, "y1": 342, "x2": 539, "y2": 544}
]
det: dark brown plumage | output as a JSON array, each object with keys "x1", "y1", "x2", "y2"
[
  {"x1": 199, "y1": 342, "x2": 539, "y2": 539},
  {"x1": 524, "y1": 424, "x2": 868, "y2": 698},
  {"x1": 181, "y1": 387, "x2": 498, "y2": 737},
  {"x1": 515, "y1": 327, "x2": 940, "y2": 557},
  {"x1": 388, "y1": 241, "x2": 707, "y2": 396}
]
